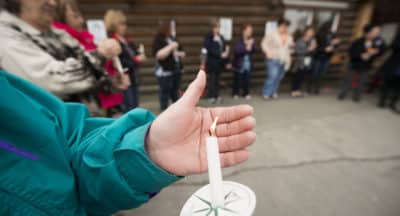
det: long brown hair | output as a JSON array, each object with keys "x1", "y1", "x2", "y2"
[
  {"x1": 54, "y1": 0, "x2": 81, "y2": 23},
  {"x1": 157, "y1": 20, "x2": 171, "y2": 37}
]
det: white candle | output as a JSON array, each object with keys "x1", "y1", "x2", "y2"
[
  {"x1": 331, "y1": 13, "x2": 341, "y2": 33},
  {"x1": 206, "y1": 117, "x2": 225, "y2": 209},
  {"x1": 306, "y1": 12, "x2": 314, "y2": 26}
]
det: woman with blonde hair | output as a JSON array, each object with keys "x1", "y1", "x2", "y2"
[{"x1": 104, "y1": 9, "x2": 146, "y2": 112}]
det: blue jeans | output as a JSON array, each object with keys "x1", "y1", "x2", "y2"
[
  {"x1": 263, "y1": 60, "x2": 285, "y2": 97},
  {"x1": 123, "y1": 85, "x2": 139, "y2": 112},
  {"x1": 308, "y1": 57, "x2": 330, "y2": 93}
]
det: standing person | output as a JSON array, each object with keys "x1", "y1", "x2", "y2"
[
  {"x1": 338, "y1": 24, "x2": 385, "y2": 102},
  {"x1": 204, "y1": 18, "x2": 230, "y2": 104},
  {"x1": 232, "y1": 24, "x2": 256, "y2": 100},
  {"x1": 104, "y1": 9, "x2": 147, "y2": 112},
  {"x1": 261, "y1": 18, "x2": 294, "y2": 99},
  {"x1": 153, "y1": 21, "x2": 185, "y2": 111},
  {"x1": 378, "y1": 30, "x2": 400, "y2": 113},
  {"x1": 291, "y1": 26, "x2": 317, "y2": 97},
  {"x1": 309, "y1": 27, "x2": 341, "y2": 94}
]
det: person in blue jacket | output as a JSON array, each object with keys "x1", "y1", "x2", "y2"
[{"x1": 0, "y1": 69, "x2": 256, "y2": 215}]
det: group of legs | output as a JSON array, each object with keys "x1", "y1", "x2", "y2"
[
  {"x1": 338, "y1": 68, "x2": 399, "y2": 112},
  {"x1": 158, "y1": 73, "x2": 181, "y2": 111},
  {"x1": 263, "y1": 57, "x2": 330, "y2": 99}
]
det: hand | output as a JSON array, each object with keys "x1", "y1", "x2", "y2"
[
  {"x1": 369, "y1": 48, "x2": 379, "y2": 55},
  {"x1": 325, "y1": 46, "x2": 334, "y2": 52},
  {"x1": 146, "y1": 70, "x2": 256, "y2": 176},
  {"x1": 113, "y1": 74, "x2": 131, "y2": 90},
  {"x1": 332, "y1": 38, "x2": 341, "y2": 45},
  {"x1": 245, "y1": 39, "x2": 255, "y2": 50},
  {"x1": 310, "y1": 40, "x2": 318, "y2": 51},
  {"x1": 136, "y1": 54, "x2": 147, "y2": 62},
  {"x1": 361, "y1": 52, "x2": 371, "y2": 60},
  {"x1": 169, "y1": 41, "x2": 179, "y2": 50},
  {"x1": 221, "y1": 50, "x2": 229, "y2": 59},
  {"x1": 98, "y1": 39, "x2": 122, "y2": 59},
  {"x1": 176, "y1": 51, "x2": 186, "y2": 58}
]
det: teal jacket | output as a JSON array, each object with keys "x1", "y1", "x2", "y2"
[{"x1": 0, "y1": 70, "x2": 180, "y2": 215}]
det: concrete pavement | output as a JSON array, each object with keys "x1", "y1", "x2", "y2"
[{"x1": 122, "y1": 93, "x2": 400, "y2": 216}]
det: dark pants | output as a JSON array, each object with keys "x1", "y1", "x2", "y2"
[
  {"x1": 207, "y1": 70, "x2": 221, "y2": 99},
  {"x1": 158, "y1": 75, "x2": 179, "y2": 111},
  {"x1": 379, "y1": 77, "x2": 400, "y2": 107},
  {"x1": 309, "y1": 57, "x2": 330, "y2": 94},
  {"x1": 339, "y1": 69, "x2": 369, "y2": 100},
  {"x1": 232, "y1": 70, "x2": 251, "y2": 96},
  {"x1": 291, "y1": 68, "x2": 310, "y2": 91},
  {"x1": 123, "y1": 85, "x2": 139, "y2": 112}
]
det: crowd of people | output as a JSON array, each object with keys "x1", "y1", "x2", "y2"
[
  {"x1": 0, "y1": 0, "x2": 399, "y2": 115},
  {"x1": 0, "y1": 0, "x2": 256, "y2": 214}
]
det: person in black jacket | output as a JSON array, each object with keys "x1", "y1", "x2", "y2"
[
  {"x1": 378, "y1": 29, "x2": 400, "y2": 113},
  {"x1": 309, "y1": 26, "x2": 340, "y2": 94},
  {"x1": 338, "y1": 24, "x2": 385, "y2": 102},
  {"x1": 153, "y1": 21, "x2": 185, "y2": 111},
  {"x1": 204, "y1": 18, "x2": 230, "y2": 104}
]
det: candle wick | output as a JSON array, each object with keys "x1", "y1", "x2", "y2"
[{"x1": 209, "y1": 117, "x2": 218, "y2": 137}]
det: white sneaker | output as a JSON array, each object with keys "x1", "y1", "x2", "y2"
[
  {"x1": 208, "y1": 98, "x2": 216, "y2": 104},
  {"x1": 217, "y1": 97, "x2": 223, "y2": 104},
  {"x1": 233, "y1": 95, "x2": 239, "y2": 100},
  {"x1": 272, "y1": 93, "x2": 278, "y2": 99},
  {"x1": 245, "y1": 95, "x2": 252, "y2": 100}
]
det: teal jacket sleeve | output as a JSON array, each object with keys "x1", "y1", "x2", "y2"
[
  {"x1": 0, "y1": 70, "x2": 180, "y2": 215},
  {"x1": 67, "y1": 107, "x2": 180, "y2": 215}
]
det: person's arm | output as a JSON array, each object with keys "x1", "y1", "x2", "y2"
[
  {"x1": 1, "y1": 40, "x2": 96, "y2": 95},
  {"x1": 66, "y1": 108, "x2": 180, "y2": 215},
  {"x1": 261, "y1": 34, "x2": 276, "y2": 59},
  {"x1": 154, "y1": 37, "x2": 178, "y2": 60}
]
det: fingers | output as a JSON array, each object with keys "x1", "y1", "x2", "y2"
[
  {"x1": 210, "y1": 105, "x2": 254, "y2": 124},
  {"x1": 220, "y1": 150, "x2": 250, "y2": 168},
  {"x1": 178, "y1": 70, "x2": 206, "y2": 107},
  {"x1": 218, "y1": 131, "x2": 256, "y2": 153},
  {"x1": 215, "y1": 116, "x2": 256, "y2": 137}
]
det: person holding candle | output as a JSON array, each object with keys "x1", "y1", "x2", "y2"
[
  {"x1": 0, "y1": 69, "x2": 256, "y2": 215},
  {"x1": 338, "y1": 23, "x2": 385, "y2": 102},
  {"x1": 204, "y1": 18, "x2": 230, "y2": 104},
  {"x1": 153, "y1": 21, "x2": 185, "y2": 111},
  {"x1": 309, "y1": 26, "x2": 340, "y2": 94},
  {"x1": 104, "y1": 9, "x2": 147, "y2": 112},
  {"x1": 291, "y1": 26, "x2": 317, "y2": 98}
]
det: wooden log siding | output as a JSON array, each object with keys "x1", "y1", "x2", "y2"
[{"x1": 79, "y1": 0, "x2": 362, "y2": 94}]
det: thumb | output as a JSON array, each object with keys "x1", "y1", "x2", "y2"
[{"x1": 178, "y1": 70, "x2": 206, "y2": 107}]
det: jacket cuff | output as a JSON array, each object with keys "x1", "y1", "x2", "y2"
[{"x1": 114, "y1": 122, "x2": 181, "y2": 194}]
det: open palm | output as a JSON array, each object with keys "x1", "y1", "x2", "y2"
[{"x1": 146, "y1": 71, "x2": 256, "y2": 176}]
